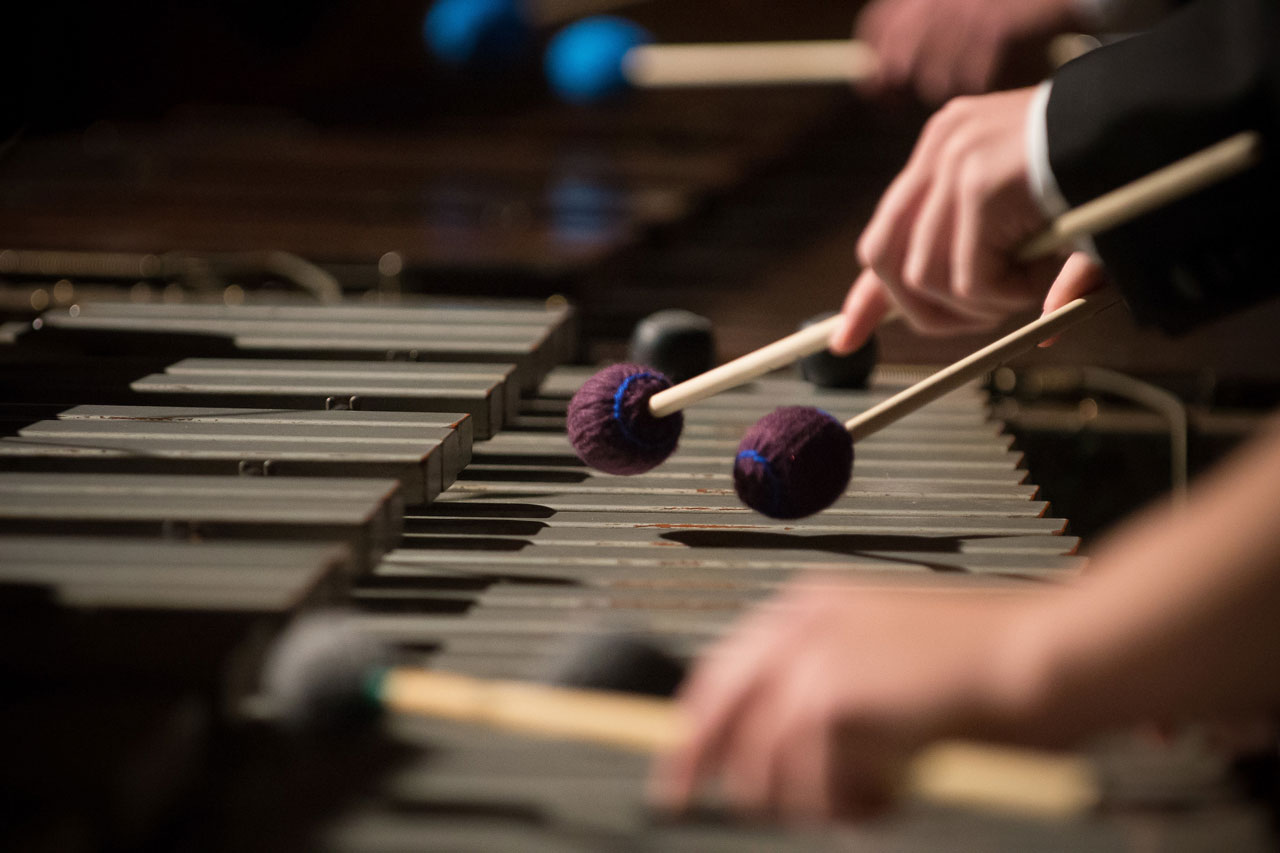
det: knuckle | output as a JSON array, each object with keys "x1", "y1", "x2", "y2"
[
  {"x1": 957, "y1": 161, "x2": 989, "y2": 197},
  {"x1": 902, "y1": 272, "x2": 933, "y2": 300},
  {"x1": 937, "y1": 97, "x2": 966, "y2": 119},
  {"x1": 951, "y1": 257, "x2": 984, "y2": 300},
  {"x1": 923, "y1": 101, "x2": 961, "y2": 136},
  {"x1": 855, "y1": 231, "x2": 879, "y2": 266},
  {"x1": 901, "y1": 257, "x2": 932, "y2": 295},
  {"x1": 938, "y1": 131, "x2": 977, "y2": 173}
]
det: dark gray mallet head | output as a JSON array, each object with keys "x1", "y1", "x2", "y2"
[
  {"x1": 542, "y1": 631, "x2": 686, "y2": 698},
  {"x1": 628, "y1": 309, "x2": 715, "y2": 384},
  {"x1": 797, "y1": 311, "x2": 878, "y2": 389},
  {"x1": 259, "y1": 610, "x2": 389, "y2": 733}
]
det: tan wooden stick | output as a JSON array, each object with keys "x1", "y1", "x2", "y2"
[
  {"x1": 1018, "y1": 130, "x2": 1263, "y2": 258},
  {"x1": 380, "y1": 667, "x2": 1098, "y2": 819},
  {"x1": 384, "y1": 668, "x2": 681, "y2": 752},
  {"x1": 648, "y1": 317, "x2": 842, "y2": 418},
  {"x1": 649, "y1": 130, "x2": 1261, "y2": 422},
  {"x1": 625, "y1": 40, "x2": 879, "y2": 88},
  {"x1": 621, "y1": 33, "x2": 1094, "y2": 90},
  {"x1": 844, "y1": 292, "x2": 1120, "y2": 441},
  {"x1": 844, "y1": 129, "x2": 1262, "y2": 442}
]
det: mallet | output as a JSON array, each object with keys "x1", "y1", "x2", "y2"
[
  {"x1": 545, "y1": 15, "x2": 1091, "y2": 103},
  {"x1": 423, "y1": 0, "x2": 648, "y2": 69},
  {"x1": 260, "y1": 611, "x2": 1100, "y2": 819},
  {"x1": 628, "y1": 309, "x2": 717, "y2": 384},
  {"x1": 545, "y1": 16, "x2": 879, "y2": 102},
  {"x1": 734, "y1": 130, "x2": 1264, "y2": 518}
]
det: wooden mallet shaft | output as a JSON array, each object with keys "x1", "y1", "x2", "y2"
[
  {"x1": 621, "y1": 34, "x2": 1094, "y2": 90},
  {"x1": 844, "y1": 129, "x2": 1262, "y2": 442},
  {"x1": 625, "y1": 39, "x2": 879, "y2": 88},
  {"x1": 648, "y1": 316, "x2": 846, "y2": 418},
  {"x1": 650, "y1": 129, "x2": 1262, "y2": 422},
  {"x1": 377, "y1": 667, "x2": 1099, "y2": 819}
]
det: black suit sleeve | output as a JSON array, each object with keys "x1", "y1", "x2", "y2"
[{"x1": 1046, "y1": 0, "x2": 1280, "y2": 333}]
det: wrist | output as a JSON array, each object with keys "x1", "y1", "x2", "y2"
[{"x1": 965, "y1": 592, "x2": 1085, "y2": 747}]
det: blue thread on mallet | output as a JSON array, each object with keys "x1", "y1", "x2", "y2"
[
  {"x1": 733, "y1": 407, "x2": 854, "y2": 519},
  {"x1": 612, "y1": 371, "x2": 668, "y2": 449},
  {"x1": 735, "y1": 448, "x2": 783, "y2": 518}
]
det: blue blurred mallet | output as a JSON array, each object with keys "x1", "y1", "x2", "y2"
[
  {"x1": 423, "y1": 0, "x2": 532, "y2": 68},
  {"x1": 423, "y1": 0, "x2": 650, "y2": 71},
  {"x1": 546, "y1": 15, "x2": 878, "y2": 103}
]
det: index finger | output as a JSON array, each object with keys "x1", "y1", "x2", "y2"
[{"x1": 830, "y1": 269, "x2": 893, "y2": 355}]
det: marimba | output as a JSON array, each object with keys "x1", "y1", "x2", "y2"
[
  {"x1": 1, "y1": 297, "x2": 1272, "y2": 852},
  {"x1": 2, "y1": 0, "x2": 1273, "y2": 841}
]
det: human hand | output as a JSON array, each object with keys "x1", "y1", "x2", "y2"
[
  {"x1": 856, "y1": 0, "x2": 1092, "y2": 103},
  {"x1": 831, "y1": 87, "x2": 1064, "y2": 355},
  {"x1": 651, "y1": 579, "x2": 1051, "y2": 823}
]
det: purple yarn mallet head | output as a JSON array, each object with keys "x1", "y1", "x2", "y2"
[
  {"x1": 567, "y1": 363, "x2": 683, "y2": 475},
  {"x1": 733, "y1": 406, "x2": 853, "y2": 519}
]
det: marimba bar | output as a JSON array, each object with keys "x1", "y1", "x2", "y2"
[
  {"x1": 0, "y1": 408, "x2": 462, "y2": 504},
  {"x1": 30, "y1": 300, "x2": 574, "y2": 392},
  {"x1": 0, "y1": 357, "x2": 514, "y2": 439},
  {"x1": 0, "y1": 535, "x2": 353, "y2": 612},
  {"x1": 32, "y1": 403, "x2": 474, "y2": 481},
  {"x1": 0, "y1": 473, "x2": 403, "y2": 575}
]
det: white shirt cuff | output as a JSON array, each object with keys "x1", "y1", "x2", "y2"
[
  {"x1": 1025, "y1": 80, "x2": 1100, "y2": 260},
  {"x1": 1026, "y1": 81, "x2": 1069, "y2": 219}
]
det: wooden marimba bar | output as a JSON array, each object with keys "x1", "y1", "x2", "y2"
[{"x1": 0, "y1": 299, "x2": 1270, "y2": 851}]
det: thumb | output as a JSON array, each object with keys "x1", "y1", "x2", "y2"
[
  {"x1": 830, "y1": 270, "x2": 892, "y2": 355},
  {"x1": 1039, "y1": 252, "x2": 1106, "y2": 347},
  {"x1": 1043, "y1": 252, "x2": 1105, "y2": 313}
]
